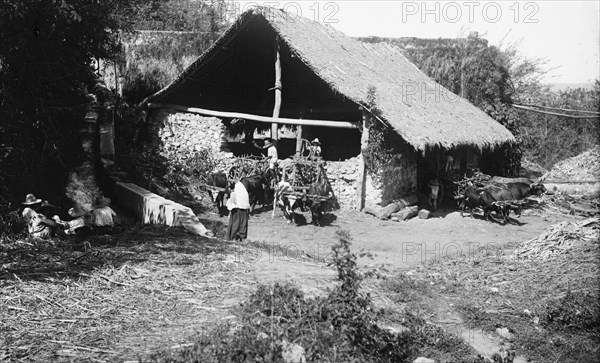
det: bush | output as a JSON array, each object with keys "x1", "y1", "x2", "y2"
[{"x1": 541, "y1": 291, "x2": 600, "y2": 333}]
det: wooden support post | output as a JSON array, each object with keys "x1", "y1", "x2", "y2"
[
  {"x1": 295, "y1": 125, "x2": 303, "y2": 156},
  {"x1": 356, "y1": 111, "x2": 370, "y2": 211},
  {"x1": 271, "y1": 37, "x2": 281, "y2": 141}
]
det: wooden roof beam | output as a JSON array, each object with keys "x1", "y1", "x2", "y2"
[{"x1": 147, "y1": 102, "x2": 360, "y2": 129}]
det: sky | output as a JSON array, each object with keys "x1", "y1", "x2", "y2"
[{"x1": 232, "y1": 1, "x2": 600, "y2": 84}]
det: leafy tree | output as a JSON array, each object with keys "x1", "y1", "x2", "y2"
[
  {"x1": 0, "y1": 0, "x2": 136, "y2": 209},
  {"x1": 518, "y1": 82, "x2": 600, "y2": 168}
]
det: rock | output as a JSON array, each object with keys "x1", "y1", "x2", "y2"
[
  {"x1": 496, "y1": 327, "x2": 514, "y2": 340},
  {"x1": 256, "y1": 332, "x2": 269, "y2": 340},
  {"x1": 418, "y1": 209, "x2": 431, "y2": 219},
  {"x1": 280, "y1": 340, "x2": 306, "y2": 363},
  {"x1": 391, "y1": 205, "x2": 419, "y2": 221},
  {"x1": 413, "y1": 358, "x2": 436, "y2": 363}
]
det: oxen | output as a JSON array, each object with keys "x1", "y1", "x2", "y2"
[
  {"x1": 459, "y1": 186, "x2": 497, "y2": 221},
  {"x1": 206, "y1": 172, "x2": 228, "y2": 216},
  {"x1": 304, "y1": 180, "x2": 331, "y2": 226},
  {"x1": 275, "y1": 181, "x2": 305, "y2": 224},
  {"x1": 459, "y1": 180, "x2": 546, "y2": 223},
  {"x1": 499, "y1": 182, "x2": 546, "y2": 200},
  {"x1": 275, "y1": 180, "x2": 331, "y2": 226},
  {"x1": 240, "y1": 170, "x2": 278, "y2": 213}
]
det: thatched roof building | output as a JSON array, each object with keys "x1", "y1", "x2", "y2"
[{"x1": 144, "y1": 7, "x2": 515, "y2": 152}]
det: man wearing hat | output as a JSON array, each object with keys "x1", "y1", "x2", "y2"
[
  {"x1": 21, "y1": 193, "x2": 60, "y2": 239},
  {"x1": 255, "y1": 137, "x2": 278, "y2": 170},
  {"x1": 91, "y1": 195, "x2": 116, "y2": 233},
  {"x1": 309, "y1": 138, "x2": 322, "y2": 158}
]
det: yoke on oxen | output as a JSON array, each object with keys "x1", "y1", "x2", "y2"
[
  {"x1": 272, "y1": 157, "x2": 335, "y2": 225},
  {"x1": 280, "y1": 158, "x2": 332, "y2": 203}
]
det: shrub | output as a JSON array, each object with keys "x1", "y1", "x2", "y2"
[{"x1": 541, "y1": 291, "x2": 600, "y2": 333}]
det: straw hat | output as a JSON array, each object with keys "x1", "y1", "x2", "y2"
[
  {"x1": 22, "y1": 193, "x2": 42, "y2": 205},
  {"x1": 93, "y1": 196, "x2": 111, "y2": 208},
  {"x1": 311, "y1": 138, "x2": 321, "y2": 145},
  {"x1": 68, "y1": 207, "x2": 87, "y2": 218}
]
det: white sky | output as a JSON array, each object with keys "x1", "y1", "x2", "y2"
[{"x1": 233, "y1": 1, "x2": 600, "y2": 84}]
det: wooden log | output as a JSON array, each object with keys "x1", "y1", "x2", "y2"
[
  {"x1": 376, "y1": 202, "x2": 401, "y2": 220},
  {"x1": 396, "y1": 194, "x2": 419, "y2": 208},
  {"x1": 272, "y1": 37, "x2": 281, "y2": 141},
  {"x1": 391, "y1": 205, "x2": 419, "y2": 221},
  {"x1": 295, "y1": 125, "x2": 303, "y2": 156},
  {"x1": 356, "y1": 111, "x2": 370, "y2": 210},
  {"x1": 146, "y1": 103, "x2": 359, "y2": 129}
]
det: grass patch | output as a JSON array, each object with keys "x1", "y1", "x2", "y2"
[{"x1": 405, "y1": 219, "x2": 600, "y2": 362}]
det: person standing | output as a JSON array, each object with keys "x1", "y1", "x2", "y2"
[
  {"x1": 427, "y1": 178, "x2": 441, "y2": 212},
  {"x1": 226, "y1": 181, "x2": 250, "y2": 241},
  {"x1": 254, "y1": 137, "x2": 278, "y2": 170}
]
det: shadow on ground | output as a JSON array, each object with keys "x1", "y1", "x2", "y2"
[{"x1": 0, "y1": 224, "x2": 234, "y2": 282}]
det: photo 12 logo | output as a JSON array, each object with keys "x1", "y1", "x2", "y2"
[
  {"x1": 401, "y1": 1, "x2": 540, "y2": 24},
  {"x1": 225, "y1": 2, "x2": 340, "y2": 24}
]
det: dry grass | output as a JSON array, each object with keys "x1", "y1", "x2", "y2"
[
  {"x1": 396, "y1": 218, "x2": 600, "y2": 362},
  {"x1": 0, "y1": 226, "x2": 260, "y2": 362}
]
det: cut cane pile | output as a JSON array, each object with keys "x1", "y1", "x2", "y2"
[
  {"x1": 514, "y1": 217, "x2": 599, "y2": 260},
  {"x1": 545, "y1": 145, "x2": 600, "y2": 181}
]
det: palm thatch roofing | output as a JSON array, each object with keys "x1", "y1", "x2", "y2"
[{"x1": 145, "y1": 7, "x2": 515, "y2": 151}]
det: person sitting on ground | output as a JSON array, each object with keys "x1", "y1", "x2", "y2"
[
  {"x1": 21, "y1": 193, "x2": 61, "y2": 239},
  {"x1": 54, "y1": 206, "x2": 91, "y2": 236},
  {"x1": 91, "y1": 195, "x2": 116, "y2": 233},
  {"x1": 226, "y1": 180, "x2": 250, "y2": 242}
]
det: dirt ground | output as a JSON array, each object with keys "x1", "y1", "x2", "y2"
[
  {"x1": 203, "y1": 203, "x2": 566, "y2": 271},
  {"x1": 2, "y1": 200, "x2": 589, "y2": 362}
]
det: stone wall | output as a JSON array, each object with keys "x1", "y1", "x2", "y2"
[
  {"x1": 148, "y1": 109, "x2": 234, "y2": 171},
  {"x1": 324, "y1": 157, "x2": 361, "y2": 209},
  {"x1": 146, "y1": 109, "x2": 417, "y2": 208},
  {"x1": 323, "y1": 152, "x2": 418, "y2": 209}
]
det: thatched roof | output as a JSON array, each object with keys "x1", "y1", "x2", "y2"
[{"x1": 145, "y1": 7, "x2": 515, "y2": 151}]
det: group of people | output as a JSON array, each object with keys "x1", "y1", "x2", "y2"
[{"x1": 21, "y1": 193, "x2": 118, "y2": 239}]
